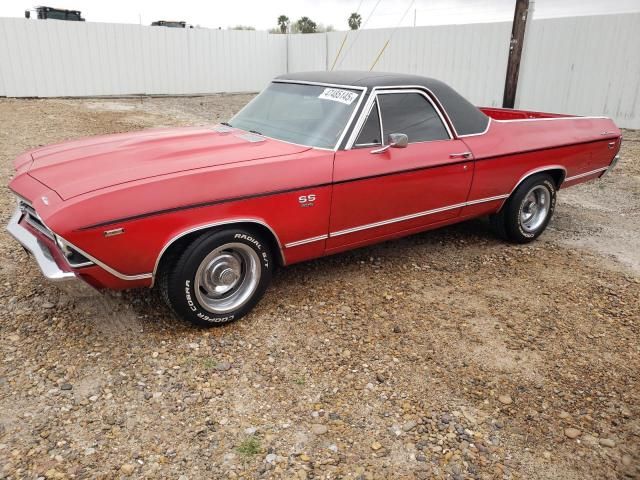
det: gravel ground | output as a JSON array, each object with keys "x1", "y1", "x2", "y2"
[{"x1": 0, "y1": 96, "x2": 638, "y2": 480}]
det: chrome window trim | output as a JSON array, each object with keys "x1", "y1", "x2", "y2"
[
  {"x1": 268, "y1": 79, "x2": 368, "y2": 151},
  {"x1": 353, "y1": 98, "x2": 382, "y2": 148},
  {"x1": 458, "y1": 117, "x2": 492, "y2": 137},
  {"x1": 345, "y1": 86, "x2": 454, "y2": 149},
  {"x1": 151, "y1": 218, "x2": 285, "y2": 286},
  {"x1": 376, "y1": 99, "x2": 384, "y2": 144}
]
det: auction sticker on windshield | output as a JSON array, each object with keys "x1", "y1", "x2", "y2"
[{"x1": 318, "y1": 88, "x2": 359, "y2": 105}]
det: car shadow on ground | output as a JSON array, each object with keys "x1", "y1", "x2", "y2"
[{"x1": 113, "y1": 217, "x2": 500, "y2": 332}]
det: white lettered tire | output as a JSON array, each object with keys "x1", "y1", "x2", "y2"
[
  {"x1": 159, "y1": 229, "x2": 273, "y2": 327},
  {"x1": 490, "y1": 173, "x2": 557, "y2": 243}
]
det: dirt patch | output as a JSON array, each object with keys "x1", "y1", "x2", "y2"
[{"x1": 0, "y1": 97, "x2": 638, "y2": 479}]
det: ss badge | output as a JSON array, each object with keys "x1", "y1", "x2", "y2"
[{"x1": 298, "y1": 194, "x2": 316, "y2": 208}]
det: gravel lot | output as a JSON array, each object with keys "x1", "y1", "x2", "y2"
[{"x1": 0, "y1": 96, "x2": 638, "y2": 479}]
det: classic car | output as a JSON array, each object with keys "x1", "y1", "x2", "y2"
[{"x1": 7, "y1": 71, "x2": 621, "y2": 326}]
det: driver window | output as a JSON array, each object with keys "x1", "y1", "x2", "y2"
[{"x1": 378, "y1": 93, "x2": 449, "y2": 143}]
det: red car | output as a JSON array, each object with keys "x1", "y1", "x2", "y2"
[{"x1": 7, "y1": 71, "x2": 621, "y2": 326}]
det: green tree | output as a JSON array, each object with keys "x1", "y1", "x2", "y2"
[
  {"x1": 277, "y1": 15, "x2": 289, "y2": 34},
  {"x1": 348, "y1": 12, "x2": 362, "y2": 30},
  {"x1": 296, "y1": 16, "x2": 317, "y2": 34}
]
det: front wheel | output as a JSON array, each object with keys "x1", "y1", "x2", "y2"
[
  {"x1": 159, "y1": 229, "x2": 273, "y2": 327},
  {"x1": 490, "y1": 173, "x2": 557, "y2": 243}
]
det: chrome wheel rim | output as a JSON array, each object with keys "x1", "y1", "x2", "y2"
[
  {"x1": 519, "y1": 185, "x2": 551, "y2": 232},
  {"x1": 194, "y1": 242, "x2": 261, "y2": 314}
]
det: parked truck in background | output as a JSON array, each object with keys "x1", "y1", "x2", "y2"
[{"x1": 24, "y1": 6, "x2": 85, "y2": 21}]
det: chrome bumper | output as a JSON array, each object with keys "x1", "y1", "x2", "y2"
[
  {"x1": 7, "y1": 208, "x2": 76, "y2": 281},
  {"x1": 602, "y1": 154, "x2": 620, "y2": 177}
]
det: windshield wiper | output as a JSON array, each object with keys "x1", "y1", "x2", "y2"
[
  {"x1": 249, "y1": 129, "x2": 263, "y2": 136},
  {"x1": 221, "y1": 121, "x2": 233, "y2": 127}
]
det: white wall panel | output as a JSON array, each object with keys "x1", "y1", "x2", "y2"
[
  {"x1": 326, "y1": 22, "x2": 512, "y2": 107},
  {"x1": 0, "y1": 15, "x2": 638, "y2": 128},
  {"x1": 0, "y1": 18, "x2": 286, "y2": 97},
  {"x1": 287, "y1": 33, "x2": 326, "y2": 73},
  {"x1": 516, "y1": 13, "x2": 640, "y2": 129}
]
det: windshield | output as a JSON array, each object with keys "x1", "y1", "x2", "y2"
[{"x1": 230, "y1": 82, "x2": 361, "y2": 149}]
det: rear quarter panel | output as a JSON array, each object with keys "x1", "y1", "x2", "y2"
[{"x1": 462, "y1": 116, "x2": 621, "y2": 216}]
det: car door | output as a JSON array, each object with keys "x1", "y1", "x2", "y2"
[{"x1": 327, "y1": 89, "x2": 474, "y2": 251}]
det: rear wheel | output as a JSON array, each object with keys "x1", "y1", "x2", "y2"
[
  {"x1": 490, "y1": 173, "x2": 556, "y2": 243},
  {"x1": 159, "y1": 228, "x2": 273, "y2": 327}
]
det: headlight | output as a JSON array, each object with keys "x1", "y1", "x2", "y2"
[{"x1": 55, "y1": 235, "x2": 93, "y2": 268}]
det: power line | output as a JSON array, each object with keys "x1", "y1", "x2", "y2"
[
  {"x1": 369, "y1": 0, "x2": 416, "y2": 71},
  {"x1": 330, "y1": 0, "x2": 365, "y2": 71},
  {"x1": 336, "y1": 0, "x2": 384, "y2": 69}
]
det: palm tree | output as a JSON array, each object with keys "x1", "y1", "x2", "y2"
[
  {"x1": 296, "y1": 16, "x2": 317, "y2": 34},
  {"x1": 348, "y1": 12, "x2": 362, "y2": 30},
  {"x1": 277, "y1": 15, "x2": 289, "y2": 34}
]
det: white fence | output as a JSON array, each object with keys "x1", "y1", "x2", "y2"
[
  {"x1": 516, "y1": 13, "x2": 640, "y2": 129},
  {"x1": 0, "y1": 19, "x2": 286, "y2": 97},
  {"x1": 326, "y1": 22, "x2": 512, "y2": 108},
  {"x1": 0, "y1": 14, "x2": 639, "y2": 128}
]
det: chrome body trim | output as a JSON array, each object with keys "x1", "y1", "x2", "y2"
[
  {"x1": 494, "y1": 116, "x2": 610, "y2": 123},
  {"x1": 270, "y1": 79, "x2": 368, "y2": 151},
  {"x1": 493, "y1": 165, "x2": 568, "y2": 211},
  {"x1": 564, "y1": 166, "x2": 609, "y2": 182},
  {"x1": 510, "y1": 165, "x2": 568, "y2": 193},
  {"x1": 465, "y1": 194, "x2": 510, "y2": 205},
  {"x1": 7, "y1": 209, "x2": 76, "y2": 282},
  {"x1": 284, "y1": 234, "x2": 328, "y2": 248},
  {"x1": 151, "y1": 218, "x2": 286, "y2": 286},
  {"x1": 345, "y1": 86, "x2": 454, "y2": 149},
  {"x1": 328, "y1": 195, "x2": 508, "y2": 238},
  {"x1": 59, "y1": 237, "x2": 153, "y2": 281}
]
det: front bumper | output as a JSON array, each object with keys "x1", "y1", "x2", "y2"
[
  {"x1": 6, "y1": 208, "x2": 98, "y2": 296},
  {"x1": 7, "y1": 208, "x2": 75, "y2": 281}
]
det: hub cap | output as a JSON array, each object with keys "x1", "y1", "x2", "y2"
[
  {"x1": 194, "y1": 243, "x2": 261, "y2": 314},
  {"x1": 519, "y1": 185, "x2": 551, "y2": 233}
]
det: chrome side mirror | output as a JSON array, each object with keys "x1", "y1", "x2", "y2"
[{"x1": 371, "y1": 133, "x2": 408, "y2": 154}]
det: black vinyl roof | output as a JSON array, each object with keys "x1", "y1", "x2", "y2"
[{"x1": 276, "y1": 71, "x2": 489, "y2": 136}]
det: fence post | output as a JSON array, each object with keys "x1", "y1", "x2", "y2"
[{"x1": 502, "y1": 0, "x2": 530, "y2": 108}]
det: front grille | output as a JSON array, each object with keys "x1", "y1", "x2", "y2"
[
  {"x1": 18, "y1": 199, "x2": 93, "y2": 268},
  {"x1": 19, "y1": 200, "x2": 55, "y2": 240}
]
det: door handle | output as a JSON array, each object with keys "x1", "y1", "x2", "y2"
[
  {"x1": 608, "y1": 141, "x2": 616, "y2": 149},
  {"x1": 449, "y1": 152, "x2": 472, "y2": 159}
]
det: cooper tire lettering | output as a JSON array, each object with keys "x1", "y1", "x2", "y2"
[{"x1": 160, "y1": 228, "x2": 273, "y2": 327}]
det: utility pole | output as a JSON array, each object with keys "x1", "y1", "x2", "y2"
[
  {"x1": 413, "y1": 9, "x2": 416, "y2": 27},
  {"x1": 502, "y1": 0, "x2": 529, "y2": 108}
]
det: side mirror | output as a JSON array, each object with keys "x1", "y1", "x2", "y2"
[
  {"x1": 371, "y1": 133, "x2": 408, "y2": 154},
  {"x1": 25, "y1": 10, "x2": 31, "y2": 18}
]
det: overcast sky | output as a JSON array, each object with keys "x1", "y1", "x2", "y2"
[{"x1": 1, "y1": 0, "x2": 639, "y2": 30}]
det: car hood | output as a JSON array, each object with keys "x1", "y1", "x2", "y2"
[{"x1": 24, "y1": 126, "x2": 310, "y2": 200}]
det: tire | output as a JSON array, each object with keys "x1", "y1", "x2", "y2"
[
  {"x1": 159, "y1": 228, "x2": 273, "y2": 327},
  {"x1": 490, "y1": 173, "x2": 556, "y2": 244}
]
